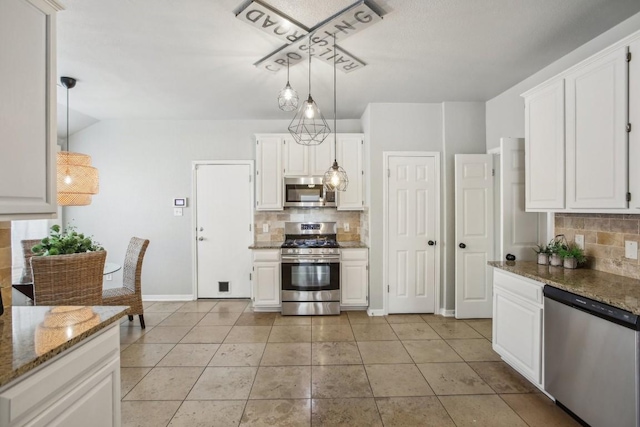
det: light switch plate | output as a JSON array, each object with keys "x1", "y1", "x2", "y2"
[
  {"x1": 344, "y1": 223, "x2": 350, "y2": 232},
  {"x1": 574, "y1": 234, "x2": 584, "y2": 250},
  {"x1": 173, "y1": 208, "x2": 183, "y2": 216},
  {"x1": 263, "y1": 223, "x2": 269, "y2": 233},
  {"x1": 105, "y1": 274, "x2": 112, "y2": 281},
  {"x1": 625, "y1": 241, "x2": 638, "y2": 260}
]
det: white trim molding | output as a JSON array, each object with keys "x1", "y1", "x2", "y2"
[{"x1": 143, "y1": 295, "x2": 195, "y2": 302}]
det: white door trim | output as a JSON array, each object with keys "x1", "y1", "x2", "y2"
[
  {"x1": 382, "y1": 151, "x2": 441, "y2": 316},
  {"x1": 191, "y1": 160, "x2": 255, "y2": 300}
]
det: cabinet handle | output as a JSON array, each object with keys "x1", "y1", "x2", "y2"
[
  {"x1": 459, "y1": 243, "x2": 466, "y2": 249},
  {"x1": 428, "y1": 240, "x2": 436, "y2": 246},
  {"x1": 506, "y1": 253, "x2": 516, "y2": 261}
]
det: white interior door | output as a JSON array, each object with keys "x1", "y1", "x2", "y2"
[
  {"x1": 500, "y1": 138, "x2": 539, "y2": 262},
  {"x1": 455, "y1": 154, "x2": 493, "y2": 319},
  {"x1": 196, "y1": 163, "x2": 253, "y2": 298},
  {"x1": 387, "y1": 155, "x2": 438, "y2": 314}
]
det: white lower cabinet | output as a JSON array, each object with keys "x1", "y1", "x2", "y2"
[
  {"x1": 252, "y1": 249, "x2": 281, "y2": 311},
  {"x1": 0, "y1": 323, "x2": 121, "y2": 427},
  {"x1": 340, "y1": 248, "x2": 368, "y2": 307},
  {"x1": 492, "y1": 269, "x2": 543, "y2": 389}
]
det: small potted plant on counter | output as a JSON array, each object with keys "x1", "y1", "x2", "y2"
[
  {"x1": 558, "y1": 243, "x2": 586, "y2": 269},
  {"x1": 548, "y1": 235, "x2": 568, "y2": 267},
  {"x1": 533, "y1": 244, "x2": 552, "y2": 265},
  {"x1": 32, "y1": 224, "x2": 103, "y2": 256}
]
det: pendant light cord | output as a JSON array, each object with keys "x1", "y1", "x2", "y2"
[
  {"x1": 333, "y1": 33, "x2": 337, "y2": 162},
  {"x1": 286, "y1": 57, "x2": 290, "y2": 83},
  {"x1": 308, "y1": 35, "x2": 312, "y2": 95},
  {"x1": 66, "y1": 84, "x2": 70, "y2": 152}
]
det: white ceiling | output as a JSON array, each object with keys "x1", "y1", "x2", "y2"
[{"x1": 56, "y1": 0, "x2": 640, "y2": 130}]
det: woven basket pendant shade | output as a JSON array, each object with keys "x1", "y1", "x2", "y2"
[{"x1": 57, "y1": 151, "x2": 99, "y2": 206}]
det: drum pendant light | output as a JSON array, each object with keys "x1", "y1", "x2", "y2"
[
  {"x1": 277, "y1": 57, "x2": 299, "y2": 112},
  {"x1": 288, "y1": 36, "x2": 330, "y2": 146},
  {"x1": 322, "y1": 34, "x2": 348, "y2": 192},
  {"x1": 57, "y1": 77, "x2": 99, "y2": 206}
]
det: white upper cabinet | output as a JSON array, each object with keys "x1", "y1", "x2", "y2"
[
  {"x1": 630, "y1": 39, "x2": 640, "y2": 210},
  {"x1": 565, "y1": 47, "x2": 628, "y2": 209},
  {"x1": 255, "y1": 135, "x2": 283, "y2": 211},
  {"x1": 0, "y1": 0, "x2": 61, "y2": 220},
  {"x1": 309, "y1": 137, "x2": 335, "y2": 176},
  {"x1": 283, "y1": 136, "x2": 309, "y2": 176},
  {"x1": 336, "y1": 134, "x2": 364, "y2": 210},
  {"x1": 524, "y1": 80, "x2": 565, "y2": 211}
]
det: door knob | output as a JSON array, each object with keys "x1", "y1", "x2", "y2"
[
  {"x1": 198, "y1": 237, "x2": 204, "y2": 241},
  {"x1": 459, "y1": 243, "x2": 466, "y2": 249},
  {"x1": 428, "y1": 240, "x2": 436, "y2": 246},
  {"x1": 506, "y1": 253, "x2": 516, "y2": 261}
]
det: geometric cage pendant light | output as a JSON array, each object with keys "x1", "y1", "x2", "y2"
[
  {"x1": 56, "y1": 77, "x2": 99, "y2": 206},
  {"x1": 277, "y1": 57, "x2": 298, "y2": 112}
]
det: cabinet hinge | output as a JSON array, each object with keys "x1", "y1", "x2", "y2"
[
  {"x1": 627, "y1": 123, "x2": 632, "y2": 133},
  {"x1": 257, "y1": 140, "x2": 259, "y2": 145},
  {"x1": 492, "y1": 169, "x2": 495, "y2": 177},
  {"x1": 256, "y1": 170, "x2": 259, "y2": 175},
  {"x1": 627, "y1": 52, "x2": 632, "y2": 62},
  {"x1": 249, "y1": 273, "x2": 252, "y2": 281},
  {"x1": 249, "y1": 224, "x2": 252, "y2": 231},
  {"x1": 256, "y1": 200, "x2": 259, "y2": 206},
  {"x1": 627, "y1": 192, "x2": 632, "y2": 202},
  {"x1": 387, "y1": 285, "x2": 390, "y2": 293},
  {"x1": 387, "y1": 169, "x2": 390, "y2": 178},
  {"x1": 249, "y1": 175, "x2": 252, "y2": 182},
  {"x1": 361, "y1": 170, "x2": 364, "y2": 175}
]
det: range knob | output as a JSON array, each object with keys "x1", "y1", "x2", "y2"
[{"x1": 287, "y1": 249, "x2": 294, "y2": 254}]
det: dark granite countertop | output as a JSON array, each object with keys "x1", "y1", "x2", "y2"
[
  {"x1": 489, "y1": 261, "x2": 640, "y2": 315},
  {"x1": 0, "y1": 305, "x2": 129, "y2": 388}
]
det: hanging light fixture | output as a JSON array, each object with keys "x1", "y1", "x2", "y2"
[
  {"x1": 57, "y1": 77, "x2": 99, "y2": 206},
  {"x1": 288, "y1": 36, "x2": 330, "y2": 146},
  {"x1": 323, "y1": 34, "x2": 349, "y2": 192},
  {"x1": 277, "y1": 57, "x2": 299, "y2": 112}
]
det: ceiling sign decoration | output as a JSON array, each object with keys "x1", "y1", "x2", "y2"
[{"x1": 235, "y1": 0, "x2": 383, "y2": 73}]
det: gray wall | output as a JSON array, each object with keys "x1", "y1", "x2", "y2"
[
  {"x1": 486, "y1": 12, "x2": 640, "y2": 150},
  {"x1": 66, "y1": 119, "x2": 361, "y2": 298}
]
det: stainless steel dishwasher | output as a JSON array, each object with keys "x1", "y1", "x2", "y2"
[{"x1": 544, "y1": 285, "x2": 640, "y2": 427}]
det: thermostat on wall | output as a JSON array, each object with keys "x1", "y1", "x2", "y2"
[{"x1": 173, "y1": 198, "x2": 187, "y2": 207}]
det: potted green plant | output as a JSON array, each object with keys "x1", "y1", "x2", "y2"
[
  {"x1": 31, "y1": 224, "x2": 103, "y2": 256},
  {"x1": 548, "y1": 235, "x2": 568, "y2": 267},
  {"x1": 532, "y1": 244, "x2": 552, "y2": 265},
  {"x1": 558, "y1": 243, "x2": 586, "y2": 269}
]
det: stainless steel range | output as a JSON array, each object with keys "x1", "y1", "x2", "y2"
[{"x1": 281, "y1": 222, "x2": 340, "y2": 316}]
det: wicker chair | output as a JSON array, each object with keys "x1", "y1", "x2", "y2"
[
  {"x1": 31, "y1": 251, "x2": 107, "y2": 306},
  {"x1": 19, "y1": 239, "x2": 43, "y2": 284},
  {"x1": 102, "y1": 237, "x2": 149, "y2": 328}
]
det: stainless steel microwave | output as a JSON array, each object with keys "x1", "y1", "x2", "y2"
[{"x1": 283, "y1": 177, "x2": 336, "y2": 208}]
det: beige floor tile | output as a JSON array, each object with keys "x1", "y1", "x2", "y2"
[
  {"x1": 235, "y1": 312, "x2": 277, "y2": 326},
  {"x1": 417, "y1": 363, "x2": 494, "y2": 395},
  {"x1": 241, "y1": 399, "x2": 311, "y2": 426},
  {"x1": 158, "y1": 312, "x2": 207, "y2": 327},
  {"x1": 357, "y1": 341, "x2": 413, "y2": 364},
  {"x1": 465, "y1": 319, "x2": 493, "y2": 339},
  {"x1": 211, "y1": 300, "x2": 250, "y2": 312},
  {"x1": 377, "y1": 396, "x2": 456, "y2": 427},
  {"x1": 268, "y1": 325, "x2": 311, "y2": 342},
  {"x1": 311, "y1": 398, "x2": 382, "y2": 426},
  {"x1": 157, "y1": 344, "x2": 220, "y2": 366},
  {"x1": 366, "y1": 364, "x2": 434, "y2": 397},
  {"x1": 120, "y1": 343, "x2": 175, "y2": 367},
  {"x1": 469, "y1": 362, "x2": 537, "y2": 394},
  {"x1": 421, "y1": 314, "x2": 465, "y2": 324},
  {"x1": 224, "y1": 326, "x2": 272, "y2": 343},
  {"x1": 447, "y1": 338, "x2": 502, "y2": 361},
  {"x1": 312, "y1": 341, "x2": 362, "y2": 365},
  {"x1": 439, "y1": 395, "x2": 528, "y2": 427},
  {"x1": 197, "y1": 311, "x2": 242, "y2": 326},
  {"x1": 208, "y1": 343, "x2": 265, "y2": 367},
  {"x1": 260, "y1": 342, "x2": 311, "y2": 366},
  {"x1": 136, "y1": 326, "x2": 192, "y2": 344},
  {"x1": 501, "y1": 393, "x2": 581, "y2": 427},
  {"x1": 311, "y1": 324, "x2": 355, "y2": 342},
  {"x1": 274, "y1": 315, "x2": 312, "y2": 326},
  {"x1": 145, "y1": 302, "x2": 186, "y2": 312},
  {"x1": 168, "y1": 400, "x2": 246, "y2": 427},
  {"x1": 390, "y1": 322, "x2": 439, "y2": 340},
  {"x1": 430, "y1": 322, "x2": 483, "y2": 339},
  {"x1": 347, "y1": 311, "x2": 388, "y2": 324},
  {"x1": 176, "y1": 300, "x2": 218, "y2": 313},
  {"x1": 120, "y1": 343, "x2": 131, "y2": 352},
  {"x1": 120, "y1": 367, "x2": 151, "y2": 397},
  {"x1": 311, "y1": 365, "x2": 373, "y2": 398},
  {"x1": 403, "y1": 340, "x2": 463, "y2": 363},
  {"x1": 187, "y1": 366, "x2": 257, "y2": 400},
  {"x1": 385, "y1": 314, "x2": 426, "y2": 324},
  {"x1": 250, "y1": 366, "x2": 311, "y2": 399},
  {"x1": 311, "y1": 313, "x2": 351, "y2": 325},
  {"x1": 135, "y1": 312, "x2": 172, "y2": 326},
  {"x1": 120, "y1": 326, "x2": 151, "y2": 344},
  {"x1": 124, "y1": 367, "x2": 204, "y2": 401},
  {"x1": 121, "y1": 401, "x2": 182, "y2": 427},
  {"x1": 351, "y1": 323, "x2": 398, "y2": 341},
  {"x1": 180, "y1": 326, "x2": 232, "y2": 344},
  {"x1": 142, "y1": 301, "x2": 156, "y2": 309}
]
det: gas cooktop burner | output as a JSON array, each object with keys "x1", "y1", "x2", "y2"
[{"x1": 281, "y1": 238, "x2": 340, "y2": 248}]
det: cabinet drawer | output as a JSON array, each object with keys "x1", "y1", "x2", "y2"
[
  {"x1": 493, "y1": 269, "x2": 543, "y2": 304},
  {"x1": 253, "y1": 250, "x2": 280, "y2": 262},
  {"x1": 341, "y1": 249, "x2": 368, "y2": 261}
]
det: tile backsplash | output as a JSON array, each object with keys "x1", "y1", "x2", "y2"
[
  {"x1": 0, "y1": 221, "x2": 11, "y2": 310},
  {"x1": 254, "y1": 208, "x2": 362, "y2": 242},
  {"x1": 555, "y1": 213, "x2": 640, "y2": 279}
]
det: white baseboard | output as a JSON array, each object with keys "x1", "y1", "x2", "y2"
[
  {"x1": 367, "y1": 308, "x2": 386, "y2": 316},
  {"x1": 439, "y1": 308, "x2": 455, "y2": 317},
  {"x1": 143, "y1": 295, "x2": 194, "y2": 302}
]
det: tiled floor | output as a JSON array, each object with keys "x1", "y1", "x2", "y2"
[{"x1": 120, "y1": 300, "x2": 579, "y2": 427}]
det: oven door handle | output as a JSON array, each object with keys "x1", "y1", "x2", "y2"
[{"x1": 281, "y1": 257, "x2": 340, "y2": 264}]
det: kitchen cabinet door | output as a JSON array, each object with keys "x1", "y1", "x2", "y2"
[
  {"x1": 336, "y1": 134, "x2": 364, "y2": 210},
  {"x1": 565, "y1": 47, "x2": 628, "y2": 209},
  {"x1": 309, "y1": 136, "x2": 335, "y2": 176},
  {"x1": 255, "y1": 136, "x2": 283, "y2": 210},
  {"x1": 283, "y1": 136, "x2": 309, "y2": 177},
  {"x1": 252, "y1": 261, "x2": 280, "y2": 309},
  {"x1": 524, "y1": 79, "x2": 565, "y2": 211},
  {"x1": 630, "y1": 40, "x2": 640, "y2": 210},
  {"x1": 0, "y1": 0, "x2": 61, "y2": 220},
  {"x1": 341, "y1": 249, "x2": 368, "y2": 307}
]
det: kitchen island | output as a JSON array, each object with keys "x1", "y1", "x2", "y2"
[{"x1": 0, "y1": 305, "x2": 128, "y2": 427}]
